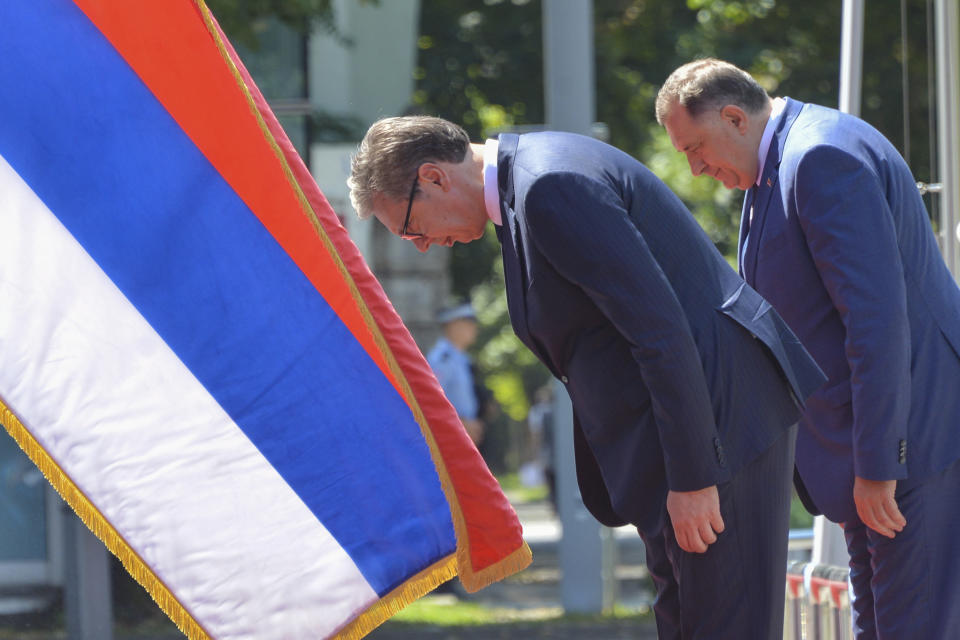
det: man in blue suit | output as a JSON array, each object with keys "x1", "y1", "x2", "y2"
[
  {"x1": 348, "y1": 115, "x2": 824, "y2": 638},
  {"x1": 658, "y1": 58, "x2": 960, "y2": 639}
]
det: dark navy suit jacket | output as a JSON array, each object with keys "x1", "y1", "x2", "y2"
[
  {"x1": 740, "y1": 98, "x2": 960, "y2": 523},
  {"x1": 494, "y1": 131, "x2": 825, "y2": 534}
]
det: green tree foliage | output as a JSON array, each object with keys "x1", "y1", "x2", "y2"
[
  {"x1": 415, "y1": 0, "x2": 550, "y2": 421},
  {"x1": 206, "y1": 0, "x2": 374, "y2": 148},
  {"x1": 206, "y1": 0, "x2": 340, "y2": 50},
  {"x1": 412, "y1": 0, "x2": 543, "y2": 139}
]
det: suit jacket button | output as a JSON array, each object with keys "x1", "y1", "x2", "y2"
[
  {"x1": 561, "y1": 376, "x2": 568, "y2": 384},
  {"x1": 713, "y1": 438, "x2": 726, "y2": 466}
]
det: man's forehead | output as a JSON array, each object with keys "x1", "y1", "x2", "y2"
[
  {"x1": 664, "y1": 105, "x2": 704, "y2": 150},
  {"x1": 370, "y1": 192, "x2": 403, "y2": 227}
]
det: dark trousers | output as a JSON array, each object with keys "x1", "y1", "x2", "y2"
[
  {"x1": 843, "y1": 456, "x2": 960, "y2": 639},
  {"x1": 642, "y1": 424, "x2": 797, "y2": 640}
]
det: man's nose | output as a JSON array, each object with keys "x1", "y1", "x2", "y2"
[
  {"x1": 413, "y1": 237, "x2": 431, "y2": 253},
  {"x1": 687, "y1": 155, "x2": 706, "y2": 177}
]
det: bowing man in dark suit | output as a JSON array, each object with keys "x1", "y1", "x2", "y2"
[
  {"x1": 658, "y1": 58, "x2": 960, "y2": 639},
  {"x1": 348, "y1": 115, "x2": 825, "y2": 639}
]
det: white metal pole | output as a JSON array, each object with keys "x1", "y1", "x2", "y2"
[
  {"x1": 838, "y1": 0, "x2": 865, "y2": 116},
  {"x1": 935, "y1": 0, "x2": 960, "y2": 279}
]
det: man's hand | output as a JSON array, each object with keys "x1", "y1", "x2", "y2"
[
  {"x1": 853, "y1": 477, "x2": 906, "y2": 538},
  {"x1": 667, "y1": 485, "x2": 724, "y2": 553}
]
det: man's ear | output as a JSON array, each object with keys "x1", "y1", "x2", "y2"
[
  {"x1": 418, "y1": 163, "x2": 447, "y2": 190},
  {"x1": 720, "y1": 104, "x2": 749, "y2": 134}
]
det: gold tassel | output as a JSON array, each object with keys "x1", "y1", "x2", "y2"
[
  {"x1": 460, "y1": 542, "x2": 533, "y2": 594},
  {"x1": 331, "y1": 554, "x2": 458, "y2": 640},
  {"x1": 0, "y1": 399, "x2": 211, "y2": 639}
]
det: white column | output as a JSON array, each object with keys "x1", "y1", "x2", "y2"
[
  {"x1": 64, "y1": 509, "x2": 113, "y2": 640},
  {"x1": 543, "y1": 0, "x2": 596, "y2": 135},
  {"x1": 543, "y1": 0, "x2": 615, "y2": 614},
  {"x1": 551, "y1": 379, "x2": 616, "y2": 614}
]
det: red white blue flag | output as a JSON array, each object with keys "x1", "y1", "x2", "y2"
[{"x1": 0, "y1": 2, "x2": 530, "y2": 638}]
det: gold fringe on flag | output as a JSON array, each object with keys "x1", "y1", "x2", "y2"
[
  {"x1": 3, "y1": 394, "x2": 529, "y2": 640},
  {"x1": 0, "y1": 398, "x2": 211, "y2": 640},
  {"x1": 332, "y1": 554, "x2": 458, "y2": 640}
]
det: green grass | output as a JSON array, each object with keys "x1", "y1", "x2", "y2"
[
  {"x1": 390, "y1": 596, "x2": 513, "y2": 625},
  {"x1": 387, "y1": 594, "x2": 649, "y2": 627},
  {"x1": 495, "y1": 472, "x2": 549, "y2": 504}
]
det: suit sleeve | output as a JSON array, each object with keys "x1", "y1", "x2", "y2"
[
  {"x1": 523, "y1": 170, "x2": 725, "y2": 492},
  {"x1": 794, "y1": 145, "x2": 910, "y2": 481}
]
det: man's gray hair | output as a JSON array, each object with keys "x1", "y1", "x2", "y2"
[
  {"x1": 347, "y1": 116, "x2": 471, "y2": 219},
  {"x1": 655, "y1": 58, "x2": 769, "y2": 125}
]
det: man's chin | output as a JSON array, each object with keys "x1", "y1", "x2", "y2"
[
  {"x1": 711, "y1": 176, "x2": 733, "y2": 190},
  {"x1": 718, "y1": 175, "x2": 741, "y2": 190}
]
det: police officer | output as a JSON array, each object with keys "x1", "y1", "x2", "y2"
[{"x1": 427, "y1": 303, "x2": 483, "y2": 445}]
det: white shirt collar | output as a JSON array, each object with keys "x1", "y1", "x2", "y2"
[
  {"x1": 756, "y1": 97, "x2": 787, "y2": 186},
  {"x1": 482, "y1": 138, "x2": 502, "y2": 226}
]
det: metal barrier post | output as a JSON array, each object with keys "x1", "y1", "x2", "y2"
[
  {"x1": 787, "y1": 562, "x2": 853, "y2": 640},
  {"x1": 822, "y1": 567, "x2": 852, "y2": 640},
  {"x1": 785, "y1": 562, "x2": 806, "y2": 640},
  {"x1": 803, "y1": 562, "x2": 828, "y2": 640}
]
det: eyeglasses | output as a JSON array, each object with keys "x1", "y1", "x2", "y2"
[{"x1": 399, "y1": 173, "x2": 424, "y2": 240}]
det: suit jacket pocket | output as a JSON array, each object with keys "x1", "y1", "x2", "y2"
[
  {"x1": 566, "y1": 374, "x2": 652, "y2": 445},
  {"x1": 718, "y1": 281, "x2": 774, "y2": 333},
  {"x1": 818, "y1": 378, "x2": 852, "y2": 408},
  {"x1": 717, "y1": 282, "x2": 826, "y2": 404},
  {"x1": 942, "y1": 325, "x2": 960, "y2": 362},
  {"x1": 757, "y1": 228, "x2": 792, "y2": 259},
  {"x1": 564, "y1": 329, "x2": 653, "y2": 444}
]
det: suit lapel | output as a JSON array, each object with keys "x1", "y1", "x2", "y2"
[
  {"x1": 742, "y1": 171, "x2": 779, "y2": 282},
  {"x1": 497, "y1": 133, "x2": 518, "y2": 210},
  {"x1": 495, "y1": 134, "x2": 534, "y2": 350},
  {"x1": 741, "y1": 98, "x2": 804, "y2": 282}
]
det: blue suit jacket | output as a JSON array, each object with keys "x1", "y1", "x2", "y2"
[
  {"x1": 494, "y1": 131, "x2": 825, "y2": 534},
  {"x1": 740, "y1": 98, "x2": 960, "y2": 522}
]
